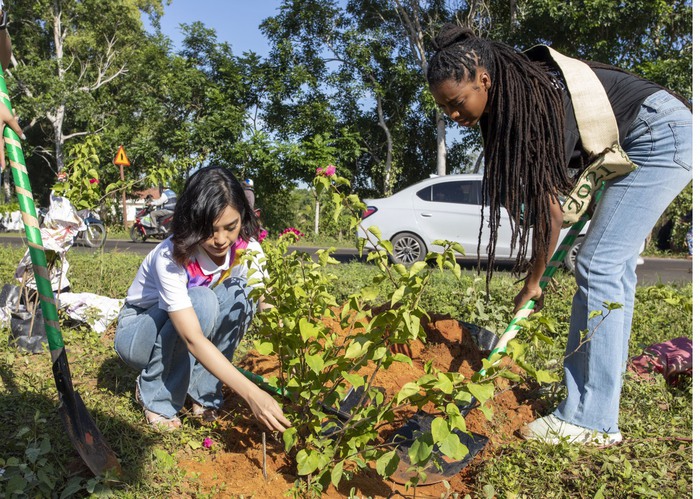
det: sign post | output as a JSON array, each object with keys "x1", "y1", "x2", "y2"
[{"x1": 113, "y1": 145, "x2": 130, "y2": 229}]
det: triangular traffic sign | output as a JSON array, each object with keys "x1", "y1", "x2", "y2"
[{"x1": 113, "y1": 145, "x2": 131, "y2": 166}]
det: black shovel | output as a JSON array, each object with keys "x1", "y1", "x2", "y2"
[{"x1": 2, "y1": 68, "x2": 121, "y2": 477}]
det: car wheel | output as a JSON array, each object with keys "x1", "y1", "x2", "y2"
[
  {"x1": 564, "y1": 236, "x2": 585, "y2": 273},
  {"x1": 390, "y1": 232, "x2": 426, "y2": 265}
]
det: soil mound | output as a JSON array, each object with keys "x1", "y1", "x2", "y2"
[{"x1": 177, "y1": 314, "x2": 544, "y2": 498}]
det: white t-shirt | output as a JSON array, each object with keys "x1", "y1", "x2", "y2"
[{"x1": 125, "y1": 237, "x2": 266, "y2": 312}]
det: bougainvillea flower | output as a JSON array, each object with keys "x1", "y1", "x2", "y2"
[
  {"x1": 259, "y1": 229, "x2": 268, "y2": 241},
  {"x1": 279, "y1": 227, "x2": 304, "y2": 240},
  {"x1": 203, "y1": 437, "x2": 213, "y2": 449},
  {"x1": 89, "y1": 178, "x2": 99, "y2": 184},
  {"x1": 315, "y1": 164, "x2": 336, "y2": 177}
]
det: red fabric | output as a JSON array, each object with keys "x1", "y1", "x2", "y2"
[{"x1": 628, "y1": 337, "x2": 692, "y2": 385}]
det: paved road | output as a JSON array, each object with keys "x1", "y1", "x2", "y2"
[{"x1": 0, "y1": 234, "x2": 692, "y2": 285}]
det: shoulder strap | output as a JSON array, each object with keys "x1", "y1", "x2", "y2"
[{"x1": 528, "y1": 45, "x2": 620, "y2": 154}]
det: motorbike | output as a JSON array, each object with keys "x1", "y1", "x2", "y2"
[
  {"x1": 74, "y1": 209, "x2": 107, "y2": 249},
  {"x1": 130, "y1": 203, "x2": 173, "y2": 242},
  {"x1": 36, "y1": 205, "x2": 106, "y2": 249}
]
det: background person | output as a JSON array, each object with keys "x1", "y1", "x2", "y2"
[
  {"x1": 427, "y1": 24, "x2": 691, "y2": 446},
  {"x1": 149, "y1": 186, "x2": 177, "y2": 233},
  {"x1": 114, "y1": 166, "x2": 291, "y2": 432}
]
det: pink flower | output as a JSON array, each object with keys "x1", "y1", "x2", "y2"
[
  {"x1": 315, "y1": 164, "x2": 336, "y2": 177},
  {"x1": 203, "y1": 437, "x2": 213, "y2": 449},
  {"x1": 279, "y1": 227, "x2": 304, "y2": 241},
  {"x1": 89, "y1": 178, "x2": 99, "y2": 184},
  {"x1": 259, "y1": 229, "x2": 268, "y2": 241}
]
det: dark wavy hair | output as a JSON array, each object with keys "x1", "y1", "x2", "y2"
[
  {"x1": 171, "y1": 166, "x2": 260, "y2": 266},
  {"x1": 427, "y1": 23, "x2": 572, "y2": 282}
]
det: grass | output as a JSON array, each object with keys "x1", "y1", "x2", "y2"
[{"x1": 0, "y1": 244, "x2": 692, "y2": 497}]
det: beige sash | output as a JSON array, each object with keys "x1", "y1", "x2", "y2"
[{"x1": 530, "y1": 46, "x2": 637, "y2": 226}]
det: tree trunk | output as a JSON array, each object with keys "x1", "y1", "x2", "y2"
[
  {"x1": 393, "y1": 0, "x2": 447, "y2": 175},
  {"x1": 314, "y1": 198, "x2": 320, "y2": 235},
  {"x1": 436, "y1": 111, "x2": 446, "y2": 176},
  {"x1": 376, "y1": 93, "x2": 394, "y2": 196}
]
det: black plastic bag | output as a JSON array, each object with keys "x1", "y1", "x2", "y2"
[{"x1": 10, "y1": 307, "x2": 48, "y2": 354}]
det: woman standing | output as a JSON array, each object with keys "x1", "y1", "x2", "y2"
[{"x1": 427, "y1": 24, "x2": 691, "y2": 445}]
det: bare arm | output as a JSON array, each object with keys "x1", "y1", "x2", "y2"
[
  {"x1": 513, "y1": 196, "x2": 563, "y2": 312},
  {"x1": 168, "y1": 307, "x2": 291, "y2": 432},
  {"x1": 0, "y1": 22, "x2": 23, "y2": 172}
]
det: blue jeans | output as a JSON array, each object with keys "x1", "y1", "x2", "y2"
[
  {"x1": 114, "y1": 278, "x2": 254, "y2": 418},
  {"x1": 554, "y1": 90, "x2": 692, "y2": 433}
]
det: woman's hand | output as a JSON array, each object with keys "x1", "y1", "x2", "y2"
[
  {"x1": 244, "y1": 387, "x2": 292, "y2": 432},
  {"x1": 513, "y1": 282, "x2": 544, "y2": 314},
  {"x1": 0, "y1": 102, "x2": 23, "y2": 171}
]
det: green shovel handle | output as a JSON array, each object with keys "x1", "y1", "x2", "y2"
[{"x1": 0, "y1": 67, "x2": 63, "y2": 355}]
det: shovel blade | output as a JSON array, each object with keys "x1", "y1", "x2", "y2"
[
  {"x1": 57, "y1": 391, "x2": 122, "y2": 476},
  {"x1": 53, "y1": 350, "x2": 122, "y2": 477},
  {"x1": 388, "y1": 409, "x2": 488, "y2": 485}
]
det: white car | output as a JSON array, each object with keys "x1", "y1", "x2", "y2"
[{"x1": 358, "y1": 173, "x2": 643, "y2": 271}]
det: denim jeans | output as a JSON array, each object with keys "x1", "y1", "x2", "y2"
[
  {"x1": 554, "y1": 90, "x2": 692, "y2": 433},
  {"x1": 114, "y1": 277, "x2": 254, "y2": 418}
]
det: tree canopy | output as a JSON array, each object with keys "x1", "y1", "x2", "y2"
[{"x1": 2, "y1": 0, "x2": 691, "y2": 231}]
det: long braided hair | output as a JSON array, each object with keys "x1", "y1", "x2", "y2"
[{"x1": 427, "y1": 24, "x2": 573, "y2": 283}]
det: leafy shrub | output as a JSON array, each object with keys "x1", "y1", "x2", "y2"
[{"x1": 246, "y1": 171, "x2": 554, "y2": 496}]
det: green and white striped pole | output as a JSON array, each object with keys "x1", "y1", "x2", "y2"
[
  {"x1": 1, "y1": 67, "x2": 120, "y2": 476},
  {"x1": 477, "y1": 213, "x2": 591, "y2": 376}
]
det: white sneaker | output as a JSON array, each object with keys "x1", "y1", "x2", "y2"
[{"x1": 519, "y1": 414, "x2": 623, "y2": 447}]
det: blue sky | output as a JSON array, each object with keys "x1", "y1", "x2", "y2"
[{"x1": 154, "y1": 1, "x2": 281, "y2": 55}]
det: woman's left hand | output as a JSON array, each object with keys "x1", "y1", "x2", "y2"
[{"x1": 0, "y1": 101, "x2": 24, "y2": 171}]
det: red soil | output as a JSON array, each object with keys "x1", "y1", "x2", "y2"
[{"x1": 176, "y1": 314, "x2": 544, "y2": 498}]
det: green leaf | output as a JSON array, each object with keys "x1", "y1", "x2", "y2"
[
  {"x1": 431, "y1": 417, "x2": 451, "y2": 443},
  {"x1": 299, "y1": 318, "x2": 319, "y2": 341},
  {"x1": 368, "y1": 225, "x2": 382, "y2": 240},
  {"x1": 361, "y1": 286, "x2": 379, "y2": 301},
  {"x1": 396, "y1": 382, "x2": 420, "y2": 403},
  {"x1": 390, "y1": 285, "x2": 405, "y2": 306},
  {"x1": 342, "y1": 371, "x2": 365, "y2": 388},
  {"x1": 283, "y1": 427, "x2": 297, "y2": 452},
  {"x1": 60, "y1": 477, "x2": 84, "y2": 499},
  {"x1": 371, "y1": 346, "x2": 387, "y2": 361},
  {"x1": 467, "y1": 382, "x2": 494, "y2": 405},
  {"x1": 253, "y1": 340, "x2": 274, "y2": 355},
  {"x1": 408, "y1": 261, "x2": 427, "y2": 276},
  {"x1": 375, "y1": 450, "x2": 399, "y2": 477},
  {"x1": 534, "y1": 370, "x2": 559, "y2": 384},
  {"x1": 433, "y1": 372, "x2": 454, "y2": 394},
  {"x1": 331, "y1": 461, "x2": 344, "y2": 488},
  {"x1": 344, "y1": 339, "x2": 365, "y2": 359},
  {"x1": 446, "y1": 403, "x2": 468, "y2": 433},
  {"x1": 6, "y1": 475, "x2": 28, "y2": 495},
  {"x1": 296, "y1": 449, "x2": 320, "y2": 475},
  {"x1": 408, "y1": 434, "x2": 433, "y2": 464},
  {"x1": 437, "y1": 433, "x2": 469, "y2": 461},
  {"x1": 305, "y1": 353, "x2": 324, "y2": 375}
]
